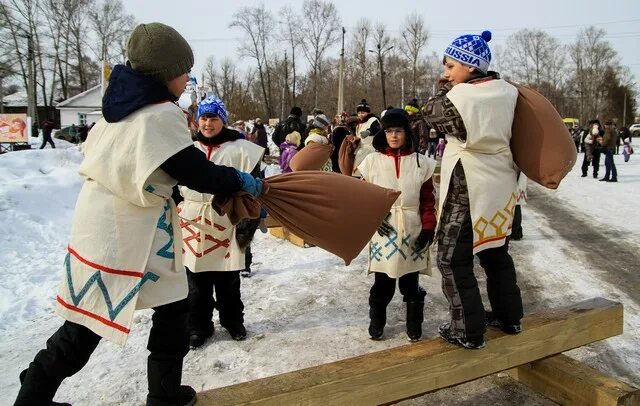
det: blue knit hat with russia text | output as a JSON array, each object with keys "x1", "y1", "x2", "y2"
[
  {"x1": 444, "y1": 30, "x2": 492, "y2": 74},
  {"x1": 198, "y1": 95, "x2": 228, "y2": 124}
]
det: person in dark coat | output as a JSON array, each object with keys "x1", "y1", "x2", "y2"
[
  {"x1": 250, "y1": 118, "x2": 269, "y2": 153},
  {"x1": 39, "y1": 119, "x2": 56, "y2": 149},
  {"x1": 272, "y1": 107, "x2": 306, "y2": 147}
]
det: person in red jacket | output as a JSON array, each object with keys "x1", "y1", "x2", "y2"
[{"x1": 356, "y1": 108, "x2": 437, "y2": 342}]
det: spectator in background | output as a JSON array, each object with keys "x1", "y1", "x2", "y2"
[
  {"x1": 599, "y1": 121, "x2": 618, "y2": 182},
  {"x1": 78, "y1": 123, "x2": 89, "y2": 143},
  {"x1": 250, "y1": 118, "x2": 269, "y2": 154},
  {"x1": 40, "y1": 119, "x2": 55, "y2": 149},
  {"x1": 272, "y1": 107, "x2": 306, "y2": 147}
]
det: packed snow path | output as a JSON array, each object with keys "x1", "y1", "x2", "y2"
[{"x1": 0, "y1": 143, "x2": 638, "y2": 405}]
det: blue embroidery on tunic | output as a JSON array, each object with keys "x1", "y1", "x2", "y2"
[
  {"x1": 156, "y1": 202, "x2": 175, "y2": 259},
  {"x1": 145, "y1": 185, "x2": 155, "y2": 193},
  {"x1": 384, "y1": 234, "x2": 407, "y2": 260},
  {"x1": 64, "y1": 254, "x2": 159, "y2": 321},
  {"x1": 370, "y1": 242, "x2": 383, "y2": 262}
]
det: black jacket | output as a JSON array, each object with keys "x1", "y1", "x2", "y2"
[{"x1": 272, "y1": 115, "x2": 306, "y2": 146}]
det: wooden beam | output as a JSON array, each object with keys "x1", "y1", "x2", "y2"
[
  {"x1": 269, "y1": 226, "x2": 311, "y2": 248},
  {"x1": 197, "y1": 298, "x2": 623, "y2": 405},
  {"x1": 508, "y1": 354, "x2": 640, "y2": 406}
]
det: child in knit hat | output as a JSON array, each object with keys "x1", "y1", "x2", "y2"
[
  {"x1": 279, "y1": 131, "x2": 302, "y2": 173},
  {"x1": 15, "y1": 23, "x2": 263, "y2": 406},
  {"x1": 304, "y1": 114, "x2": 333, "y2": 172},
  {"x1": 357, "y1": 108, "x2": 437, "y2": 342},
  {"x1": 423, "y1": 30, "x2": 523, "y2": 350},
  {"x1": 179, "y1": 95, "x2": 265, "y2": 348}
]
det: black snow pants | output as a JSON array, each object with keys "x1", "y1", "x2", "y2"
[
  {"x1": 186, "y1": 269, "x2": 244, "y2": 335},
  {"x1": 15, "y1": 298, "x2": 189, "y2": 405},
  {"x1": 436, "y1": 162, "x2": 523, "y2": 340},
  {"x1": 369, "y1": 271, "x2": 422, "y2": 307}
]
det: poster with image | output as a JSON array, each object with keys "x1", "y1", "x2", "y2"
[{"x1": 0, "y1": 114, "x2": 29, "y2": 143}]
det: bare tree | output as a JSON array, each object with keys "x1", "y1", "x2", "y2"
[
  {"x1": 569, "y1": 26, "x2": 618, "y2": 121},
  {"x1": 502, "y1": 29, "x2": 563, "y2": 87},
  {"x1": 66, "y1": 0, "x2": 94, "y2": 92},
  {"x1": 299, "y1": 0, "x2": 341, "y2": 108},
  {"x1": 230, "y1": 4, "x2": 275, "y2": 117},
  {"x1": 371, "y1": 22, "x2": 393, "y2": 107},
  {"x1": 89, "y1": 0, "x2": 135, "y2": 64},
  {"x1": 399, "y1": 12, "x2": 429, "y2": 97},
  {"x1": 278, "y1": 5, "x2": 301, "y2": 106},
  {"x1": 350, "y1": 18, "x2": 371, "y2": 97}
]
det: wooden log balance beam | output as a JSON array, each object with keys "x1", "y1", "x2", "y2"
[
  {"x1": 197, "y1": 298, "x2": 624, "y2": 405},
  {"x1": 508, "y1": 354, "x2": 640, "y2": 405}
]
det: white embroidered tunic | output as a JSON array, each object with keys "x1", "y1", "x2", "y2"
[
  {"x1": 439, "y1": 79, "x2": 519, "y2": 254},
  {"x1": 358, "y1": 152, "x2": 436, "y2": 278},
  {"x1": 178, "y1": 139, "x2": 264, "y2": 273},
  {"x1": 56, "y1": 102, "x2": 193, "y2": 345}
]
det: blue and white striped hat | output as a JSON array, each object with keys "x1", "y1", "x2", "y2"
[{"x1": 444, "y1": 30, "x2": 492, "y2": 74}]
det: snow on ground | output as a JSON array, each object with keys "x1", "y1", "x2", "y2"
[{"x1": 0, "y1": 142, "x2": 638, "y2": 405}]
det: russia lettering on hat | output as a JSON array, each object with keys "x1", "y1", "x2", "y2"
[{"x1": 444, "y1": 30, "x2": 492, "y2": 74}]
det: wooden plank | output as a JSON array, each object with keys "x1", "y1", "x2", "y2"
[
  {"x1": 263, "y1": 216, "x2": 280, "y2": 228},
  {"x1": 268, "y1": 226, "x2": 310, "y2": 248},
  {"x1": 197, "y1": 298, "x2": 623, "y2": 406},
  {"x1": 508, "y1": 354, "x2": 640, "y2": 406}
]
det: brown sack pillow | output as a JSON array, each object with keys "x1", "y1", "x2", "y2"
[
  {"x1": 338, "y1": 135, "x2": 359, "y2": 175},
  {"x1": 511, "y1": 84, "x2": 577, "y2": 189},
  {"x1": 212, "y1": 171, "x2": 400, "y2": 265},
  {"x1": 289, "y1": 142, "x2": 333, "y2": 171}
]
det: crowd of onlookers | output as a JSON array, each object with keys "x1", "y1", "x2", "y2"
[{"x1": 571, "y1": 120, "x2": 634, "y2": 182}]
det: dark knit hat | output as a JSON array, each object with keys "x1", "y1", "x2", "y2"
[
  {"x1": 356, "y1": 99, "x2": 371, "y2": 113},
  {"x1": 290, "y1": 106, "x2": 302, "y2": 117},
  {"x1": 127, "y1": 22, "x2": 194, "y2": 83}
]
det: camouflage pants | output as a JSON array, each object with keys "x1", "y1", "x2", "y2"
[{"x1": 436, "y1": 162, "x2": 523, "y2": 339}]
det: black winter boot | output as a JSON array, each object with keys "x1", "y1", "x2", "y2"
[
  {"x1": 405, "y1": 287, "x2": 426, "y2": 342},
  {"x1": 405, "y1": 301, "x2": 425, "y2": 342},
  {"x1": 368, "y1": 304, "x2": 386, "y2": 340},
  {"x1": 146, "y1": 359, "x2": 196, "y2": 406}
]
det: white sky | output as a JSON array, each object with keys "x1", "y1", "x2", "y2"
[{"x1": 123, "y1": 0, "x2": 640, "y2": 90}]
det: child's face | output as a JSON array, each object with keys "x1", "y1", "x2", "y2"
[
  {"x1": 442, "y1": 57, "x2": 475, "y2": 85},
  {"x1": 199, "y1": 115, "x2": 224, "y2": 137},
  {"x1": 166, "y1": 73, "x2": 189, "y2": 98},
  {"x1": 385, "y1": 127, "x2": 406, "y2": 149}
]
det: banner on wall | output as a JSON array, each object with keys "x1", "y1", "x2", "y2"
[{"x1": 0, "y1": 114, "x2": 30, "y2": 143}]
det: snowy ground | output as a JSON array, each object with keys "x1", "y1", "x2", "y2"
[{"x1": 0, "y1": 139, "x2": 638, "y2": 405}]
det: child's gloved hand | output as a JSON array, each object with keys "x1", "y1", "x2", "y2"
[
  {"x1": 360, "y1": 129, "x2": 371, "y2": 139},
  {"x1": 236, "y1": 170, "x2": 263, "y2": 198},
  {"x1": 413, "y1": 229, "x2": 435, "y2": 252},
  {"x1": 376, "y1": 213, "x2": 396, "y2": 238}
]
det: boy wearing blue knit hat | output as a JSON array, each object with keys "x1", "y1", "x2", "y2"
[
  {"x1": 424, "y1": 30, "x2": 524, "y2": 349},
  {"x1": 178, "y1": 95, "x2": 265, "y2": 348}
]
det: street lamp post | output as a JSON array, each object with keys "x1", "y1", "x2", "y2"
[{"x1": 369, "y1": 44, "x2": 394, "y2": 108}]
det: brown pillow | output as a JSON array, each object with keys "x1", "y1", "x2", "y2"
[
  {"x1": 511, "y1": 84, "x2": 577, "y2": 189},
  {"x1": 289, "y1": 142, "x2": 333, "y2": 171},
  {"x1": 338, "y1": 135, "x2": 360, "y2": 175},
  {"x1": 212, "y1": 171, "x2": 400, "y2": 265}
]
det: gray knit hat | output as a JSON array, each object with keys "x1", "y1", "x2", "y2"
[{"x1": 127, "y1": 22, "x2": 194, "y2": 83}]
